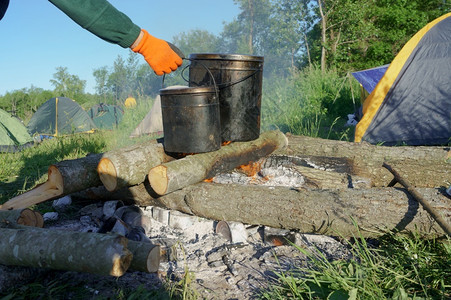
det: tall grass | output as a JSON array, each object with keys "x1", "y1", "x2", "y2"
[{"x1": 261, "y1": 65, "x2": 359, "y2": 140}]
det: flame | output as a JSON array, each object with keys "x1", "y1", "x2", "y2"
[
  {"x1": 204, "y1": 178, "x2": 214, "y2": 183},
  {"x1": 237, "y1": 161, "x2": 262, "y2": 177},
  {"x1": 222, "y1": 141, "x2": 232, "y2": 146}
]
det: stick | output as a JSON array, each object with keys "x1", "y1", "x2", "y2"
[{"x1": 383, "y1": 162, "x2": 451, "y2": 236}]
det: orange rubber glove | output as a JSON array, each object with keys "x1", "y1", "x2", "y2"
[{"x1": 132, "y1": 29, "x2": 183, "y2": 76}]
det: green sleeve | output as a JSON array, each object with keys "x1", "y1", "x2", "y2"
[{"x1": 48, "y1": 0, "x2": 141, "y2": 48}]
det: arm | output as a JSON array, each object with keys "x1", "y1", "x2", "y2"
[
  {"x1": 48, "y1": 0, "x2": 182, "y2": 75},
  {"x1": 48, "y1": 0, "x2": 140, "y2": 48}
]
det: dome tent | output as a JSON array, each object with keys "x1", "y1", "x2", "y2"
[
  {"x1": 27, "y1": 97, "x2": 96, "y2": 137},
  {"x1": 355, "y1": 13, "x2": 451, "y2": 146},
  {"x1": 130, "y1": 86, "x2": 186, "y2": 138},
  {"x1": 88, "y1": 103, "x2": 124, "y2": 129},
  {"x1": 0, "y1": 108, "x2": 33, "y2": 152}
]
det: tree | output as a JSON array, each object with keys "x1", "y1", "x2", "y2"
[
  {"x1": 306, "y1": 0, "x2": 450, "y2": 72},
  {"x1": 220, "y1": 0, "x2": 272, "y2": 55},
  {"x1": 172, "y1": 29, "x2": 220, "y2": 55},
  {"x1": 50, "y1": 67, "x2": 86, "y2": 99},
  {"x1": 267, "y1": 0, "x2": 315, "y2": 73},
  {"x1": 93, "y1": 66, "x2": 110, "y2": 103}
]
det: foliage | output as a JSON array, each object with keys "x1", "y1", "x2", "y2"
[
  {"x1": 261, "y1": 65, "x2": 358, "y2": 140},
  {"x1": 261, "y1": 227, "x2": 451, "y2": 300},
  {"x1": 0, "y1": 86, "x2": 54, "y2": 122},
  {"x1": 173, "y1": 29, "x2": 221, "y2": 55},
  {"x1": 307, "y1": 0, "x2": 451, "y2": 72},
  {"x1": 50, "y1": 66, "x2": 87, "y2": 101}
]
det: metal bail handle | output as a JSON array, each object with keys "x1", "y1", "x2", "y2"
[{"x1": 162, "y1": 58, "x2": 220, "y2": 102}]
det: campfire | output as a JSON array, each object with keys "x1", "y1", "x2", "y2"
[{"x1": 0, "y1": 131, "x2": 449, "y2": 298}]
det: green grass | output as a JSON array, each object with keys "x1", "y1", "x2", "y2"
[{"x1": 261, "y1": 226, "x2": 451, "y2": 300}]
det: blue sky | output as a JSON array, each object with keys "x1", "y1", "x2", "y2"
[{"x1": 0, "y1": 1, "x2": 240, "y2": 95}]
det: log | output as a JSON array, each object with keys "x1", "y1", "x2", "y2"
[
  {"x1": 0, "y1": 226, "x2": 132, "y2": 277},
  {"x1": 0, "y1": 154, "x2": 103, "y2": 210},
  {"x1": 80, "y1": 182, "x2": 451, "y2": 238},
  {"x1": 383, "y1": 163, "x2": 451, "y2": 236},
  {"x1": 127, "y1": 241, "x2": 160, "y2": 273},
  {"x1": 148, "y1": 130, "x2": 288, "y2": 195},
  {"x1": 277, "y1": 134, "x2": 451, "y2": 187},
  {"x1": 0, "y1": 208, "x2": 43, "y2": 228},
  {"x1": 97, "y1": 139, "x2": 173, "y2": 192},
  {"x1": 292, "y1": 165, "x2": 372, "y2": 189}
]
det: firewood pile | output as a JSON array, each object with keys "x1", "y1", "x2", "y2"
[{"x1": 0, "y1": 131, "x2": 450, "y2": 294}]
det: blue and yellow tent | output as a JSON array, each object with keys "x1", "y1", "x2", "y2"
[{"x1": 355, "y1": 13, "x2": 451, "y2": 146}]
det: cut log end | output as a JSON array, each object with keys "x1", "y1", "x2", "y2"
[
  {"x1": 98, "y1": 158, "x2": 118, "y2": 192},
  {"x1": 148, "y1": 165, "x2": 168, "y2": 196},
  {"x1": 0, "y1": 209, "x2": 44, "y2": 228},
  {"x1": 16, "y1": 209, "x2": 44, "y2": 228},
  {"x1": 47, "y1": 165, "x2": 64, "y2": 191},
  {"x1": 146, "y1": 245, "x2": 160, "y2": 273}
]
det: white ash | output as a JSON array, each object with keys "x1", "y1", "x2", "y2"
[
  {"x1": 213, "y1": 164, "x2": 305, "y2": 187},
  {"x1": 6, "y1": 201, "x2": 352, "y2": 300}
]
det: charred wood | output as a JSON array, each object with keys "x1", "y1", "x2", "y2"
[{"x1": 148, "y1": 130, "x2": 288, "y2": 195}]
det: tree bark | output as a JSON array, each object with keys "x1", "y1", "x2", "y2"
[
  {"x1": 97, "y1": 139, "x2": 173, "y2": 192},
  {"x1": 383, "y1": 163, "x2": 451, "y2": 236},
  {"x1": 277, "y1": 134, "x2": 450, "y2": 187},
  {"x1": 0, "y1": 154, "x2": 103, "y2": 210},
  {"x1": 127, "y1": 241, "x2": 160, "y2": 273},
  {"x1": 0, "y1": 209, "x2": 43, "y2": 228},
  {"x1": 0, "y1": 226, "x2": 132, "y2": 277},
  {"x1": 79, "y1": 182, "x2": 451, "y2": 238},
  {"x1": 148, "y1": 130, "x2": 288, "y2": 195}
]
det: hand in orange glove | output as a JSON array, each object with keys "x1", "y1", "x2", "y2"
[{"x1": 132, "y1": 29, "x2": 183, "y2": 76}]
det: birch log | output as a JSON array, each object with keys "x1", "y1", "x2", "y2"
[
  {"x1": 0, "y1": 154, "x2": 103, "y2": 210},
  {"x1": 72, "y1": 182, "x2": 451, "y2": 238},
  {"x1": 97, "y1": 140, "x2": 173, "y2": 192},
  {"x1": 278, "y1": 134, "x2": 450, "y2": 187},
  {"x1": 0, "y1": 226, "x2": 132, "y2": 277},
  {"x1": 148, "y1": 130, "x2": 288, "y2": 195}
]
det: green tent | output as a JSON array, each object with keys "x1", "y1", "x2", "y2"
[
  {"x1": 0, "y1": 108, "x2": 33, "y2": 152},
  {"x1": 27, "y1": 97, "x2": 96, "y2": 137},
  {"x1": 88, "y1": 103, "x2": 124, "y2": 129}
]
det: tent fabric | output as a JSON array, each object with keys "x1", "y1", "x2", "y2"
[
  {"x1": 88, "y1": 103, "x2": 124, "y2": 129},
  {"x1": 351, "y1": 64, "x2": 389, "y2": 94},
  {"x1": 355, "y1": 13, "x2": 451, "y2": 146},
  {"x1": 124, "y1": 97, "x2": 137, "y2": 108},
  {"x1": 27, "y1": 97, "x2": 96, "y2": 137},
  {"x1": 0, "y1": 108, "x2": 33, "y2": 152},
  {"x1": 130, "y1": 86, "x2": 186, "y2": 138}
]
